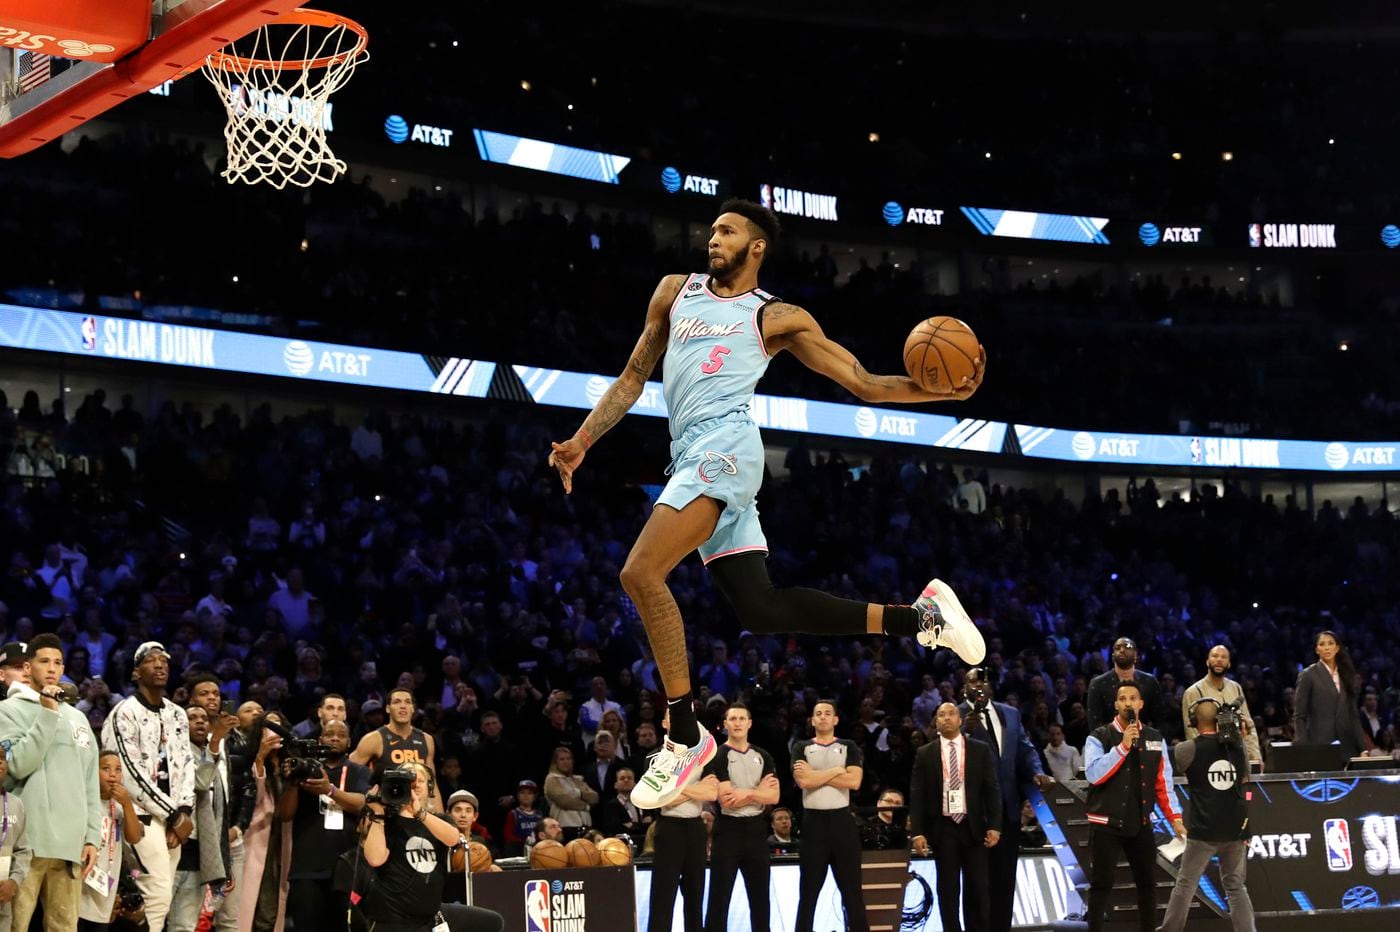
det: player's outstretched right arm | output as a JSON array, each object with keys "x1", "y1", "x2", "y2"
[{"x1": 548, "y1": 274, "x2": 685, "y2": 494}]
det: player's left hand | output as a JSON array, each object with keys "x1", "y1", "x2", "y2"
[
  {"x1": 944, "y1": 344, "x2": 987, "y2": 401},
  {"x1": 548, "y1": 435, "x2": 589, "y2": 494}
]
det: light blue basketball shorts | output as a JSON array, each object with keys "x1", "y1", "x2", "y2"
[{"x1": 656, "y1": 411, "x2": 768, "y2": 564}]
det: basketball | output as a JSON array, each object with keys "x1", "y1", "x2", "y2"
[
  {"x1": 565, "y1": 837, "x2": 600, "y2": 867},
  {"x1": 530, "y1": 839, "x2": 569, "y2": 869},
  {"x1": 596, "y1": 837, "x2": 633, "y2": 866},
  {"x1": 468, "y1": 841, "x2": 493, "y2": 873},
  {"x1": 903, "y1": 316, "x2": 981, "y2": 393}
]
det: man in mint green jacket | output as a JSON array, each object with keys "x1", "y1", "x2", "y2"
[{"x1": 0, "y1": 635, "x2": 102, "y2": 931}]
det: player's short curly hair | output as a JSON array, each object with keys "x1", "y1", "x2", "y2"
[{"x1": 718, "y1": 198, "x2": 781, "y2": 246}]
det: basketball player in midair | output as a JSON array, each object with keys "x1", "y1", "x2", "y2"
[{"x1": 549, "y1": 199, "x2": 987, "y2": 808}]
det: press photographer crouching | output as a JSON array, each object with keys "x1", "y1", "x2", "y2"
[
  {"x1": 356, "y1": 764, "x2": 502, "y2": 932},
  {"x1": 1159, "y1": 697, "x2": 1256, "y2": 932}
]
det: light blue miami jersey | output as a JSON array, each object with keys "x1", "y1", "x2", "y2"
[
  {"x1": 655, "y1": 273, "x2": 780, "y2": 563},
  {"x1": 662, "y1": 273, "x2": 777, "y2": 440}
]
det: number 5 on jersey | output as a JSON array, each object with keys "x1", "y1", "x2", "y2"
[{"x1": 701, "y1": 345, "x2": 731, "y2": 374}]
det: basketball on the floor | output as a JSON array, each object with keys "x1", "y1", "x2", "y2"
[
  {"x1": 530, "y1": 839, "x2": 569, "y2": 869},
  {"x1": 597, "y1": 837, "x2": 633, "y2": 866},
  {"x1": 565, "y1": 837, "x2": 600, "y2": 867},
  {"x1": 468, "y1": 841, "x2": 493, "y2": 872},
  {"x1": 904, "y1": 316, "x2": 981, "y2": 393}
]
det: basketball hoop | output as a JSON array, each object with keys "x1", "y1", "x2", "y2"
[{"x1": 198, "y1": 8, "x2": 368, "y2": 189}]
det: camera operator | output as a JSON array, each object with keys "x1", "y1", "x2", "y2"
[
  {"x1": 1181, "y1": 646, "x2": 1261, "y2": 766},
  {"x1": 1160, "y1": 698, "x2": 1256, "y2": 932},
  {"x1": 358, "y1": 764, "x2": 501, "y2": 932},
  {"x1": 281, "y1": 719, "x2": 368, "y2": 932}
]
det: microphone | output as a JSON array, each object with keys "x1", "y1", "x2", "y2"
[{"x1": 1124, "y1": 708, "x2": 1139, "y2": 750}]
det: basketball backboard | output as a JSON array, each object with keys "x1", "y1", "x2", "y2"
[{"x1": 0, "y1": 0, "x2": 303, "y2": 157}]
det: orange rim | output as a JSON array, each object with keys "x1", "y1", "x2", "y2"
[{"x1": 206, "y1": 8, "x2": 368, "y2": 71}]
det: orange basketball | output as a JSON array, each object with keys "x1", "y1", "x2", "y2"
[
  {"x1": 903, "y1": 316, "x2": 981, "y2": 393},
  {"x1": 565, "y1": 837, "x2": 600, "y2": 867},
  {"x1": 468, "y1": 841, "x2": 493, "y2": 873},
  {"x1": 530, "y1": 839, "x2": 569, "y2": 869},
  {"x1": 596, "y1": 837, "x2": 633, "y2": 866}
]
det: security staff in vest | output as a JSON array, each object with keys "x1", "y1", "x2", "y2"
[
  {"x1": 959, "y1": 668, "x2": 1055, "y2": 932},
  {"x1": 910, "y1": 702, "x2": 1002, "y2": 932},
  {"x1": 791, "y1": 699, "x2": 867, "y2": 932},
  {"x1": 648, "y1": 709, "x2": 718, "y2": 932},
  {"x1": 1084, "y1": 682, "x2": 1186, "y2": 932},
  {"x1": 1160, "y1": 698, "x2": 1256, "y2": 932},
  {"x1": 704, "y1": 703, "x2": 780, "y2": 932}
]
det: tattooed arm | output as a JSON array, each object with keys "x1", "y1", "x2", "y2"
[
  {"x1": 548, "y1": 274, "x2": 685, "y2": 493},
  {"x1": 762, "y1": 301, "x2": 985, "y2": 404}
]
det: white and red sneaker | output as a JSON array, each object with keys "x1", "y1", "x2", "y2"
[
  {"x1": 630, "y1": 731, "x2": 717, "y2": 810},
  {"x1": 913, "y1": 578, "x2": 985, "y2": 664}
]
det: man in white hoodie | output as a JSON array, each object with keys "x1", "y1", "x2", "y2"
[{"x1": 0, "y1": 634, "x2": 103, "y2": 932}]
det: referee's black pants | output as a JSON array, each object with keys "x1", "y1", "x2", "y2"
[
  {"x1": 795, "y1": 807, "x2": 868, "y2": 932},
  {"x1": 704, "y1": 815, "x2": 770, "y2": 932},
  {"x1": 649, "y1": 816, "x2": 708, "y2": 932}
]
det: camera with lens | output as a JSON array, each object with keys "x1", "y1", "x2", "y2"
[
  {"x1": 1216, "y1": 700, "x2": 1244, "y2": 746},
  {"x1": 260, "y1": 716, "x2": 335, "y2": 782},
  {"x1": 364, "y1": 765, "x2": 417, "y2": 817},
  {"x1": 117, "y1": 873, "x2": 144, "y2": 913}
]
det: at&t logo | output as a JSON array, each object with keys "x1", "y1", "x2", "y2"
[
  {"x1": 524, "y1": 878, "x2": 589, "y2": 932},
  {"x1": 383, "y1": 114, "x2": 454, "y2": 147},
  {"x1": 661, "y1": 166, "x2": 717, "y2": 195},
  {"x1": 854, "y1": 407, "x2": 878, "y2": 437}
]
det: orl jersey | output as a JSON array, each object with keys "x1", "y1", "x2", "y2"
[{"x1": 662, "y1": 273, "x2": 777, "y2": 439}]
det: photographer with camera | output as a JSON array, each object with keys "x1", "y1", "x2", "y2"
[
  {"x1": 281, "y1": 719, "x2": 368, "y2": 932},
  {"x1": 358, "y1": 764, "x2": 502, "y2": 932},
  {"x1": 1160, "y1": 697, "x2": 1256, "y2": 932},
  {"x1": 1181, "y1": 646, "x2": 1261, "y2": 766}
]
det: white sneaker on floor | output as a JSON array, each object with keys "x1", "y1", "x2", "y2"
[
  {"x1": 630, "y1": 730, "x2": 717, "y2": 810},
  {"x1": 913, "y1": 578, "x2": 985, "y2": 664}
]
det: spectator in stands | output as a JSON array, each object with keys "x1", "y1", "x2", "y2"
[
  {"x1": 579, "y1": 676, "x2": 622, "y2": 748},
  {"x1": 0, "y1": 752, "x2": 33, "y2": 932},
  {"x1": 169, "y1": 704, "x2": 232, "y2": 931},
  {"x1": 503, "y1": 781, "x2": 542, "y2": 856},
  {"x1": 101, "y1": 642, "x2": 194, "y2": 932},
  {"x1": 184, "y1": 674, "x2": 249, "y2": 932},
  {"x1": 596, "y1": 767, "x2": 651, "y2": 839},
  {"x1": 1087, "y1": 638, "x2": 1167, "y2": 732},
  {"x1": 544, "y1": 747, "x2": 597, "y2": 836},
  {"x1": 582, "y1": 729, "x2": 624, "y2": 805},
  {"x1": 79, "y1": 750, "x2": 144, "y2": 929},
  {"x1": 237, "y1": 711, "x2": 291, "y2": 930},
  {"x1": 0, "y1": 633, "x2": 102, "y2": 932},
  {"x1": 1042, "y1": 724, "x2": 1083, "y2": 783},
  {"x1": 766, "y1": 807, "x2": 798, "y2": 853}
]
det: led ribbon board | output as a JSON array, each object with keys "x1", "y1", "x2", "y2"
[
  {"x1": 962, "y1": 207, "x2": 1110, "y2": 245},
  {"x1": 473, "y1": 129, "x2": 630, "y2": 184}
]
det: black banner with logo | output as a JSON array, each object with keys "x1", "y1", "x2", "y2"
[
  {"x1": 1187, "y1": 770, "x2": 1400, "y2": 914},
  {"x1": 473, "y1": 864, "x2": 636, "y2": 932}
]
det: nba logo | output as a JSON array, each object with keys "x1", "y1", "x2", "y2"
[
  {"x1": 80, "y1": 317, "x2": 97, "y2": 351},
  {"x1": 524, "y1": 879, "x2": 551, "y2": 932},
  {"x1": 759, "y1": 184, "x2": 772, "y2": 210},
  {"x1": 1324, "y1": 818, "x2": 1353, "y2": 871},
  {"x1": 1248, "y1": 223, "x2": 1262, "y2": 248}
]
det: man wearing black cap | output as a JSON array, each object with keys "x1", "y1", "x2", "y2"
[
  {"x1": 100, "y1": 642, "x2": 195, "y2": 932},
  {"x1": 0, "y1": 641, "x2": 32, "y2": 696}
]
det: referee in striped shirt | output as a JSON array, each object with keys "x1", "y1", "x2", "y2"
[
  {"x1": 791, "y1": 699, "x2": 867, "y2": 932},
  {"x1": 704, "y1": 704, "x2": 779, "y2": 932}
]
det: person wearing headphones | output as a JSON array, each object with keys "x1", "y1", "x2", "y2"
[{"x1": 1160, "y1": 697, "x2": 1256, "y2": 932}]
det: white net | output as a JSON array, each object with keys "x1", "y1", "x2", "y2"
[{"x1": 200, "y1": 11, "x2": 367, "y2": 189}]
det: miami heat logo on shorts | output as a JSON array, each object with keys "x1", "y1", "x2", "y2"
[{"x1": 697, "y1": 451, "x2": 738, "y2": 483}]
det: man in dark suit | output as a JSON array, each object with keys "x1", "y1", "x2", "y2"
[
  {"x1": 581, "y1": 728, "x2": 624, "y2": 803},
  {"x1": 911, "y1": 702, "x2": 1002, "y2": 932},
  {"x1": 960, "y1": 669, "x2": 1055, "y2": 932},
  {"x1": 1087, "y1": 638, "x2": 1167, "y2": 733}
]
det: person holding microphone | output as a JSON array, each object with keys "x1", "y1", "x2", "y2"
[{"x1": 1084, "y1": 683, "x2": 1185, "y2": 932}]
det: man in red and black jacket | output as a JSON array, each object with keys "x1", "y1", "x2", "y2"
[{"x1": 1083, "y1": 682, "x2": 1186, "y2": 932}]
